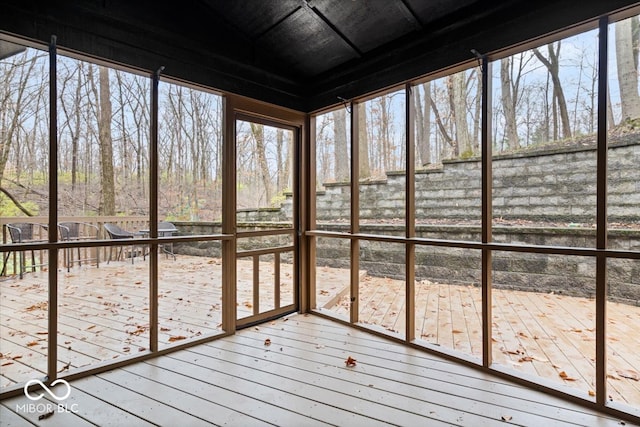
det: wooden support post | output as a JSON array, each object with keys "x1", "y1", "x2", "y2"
[
  {"x1": 350, "y1": 101, "x2": 360, "y2": 324},
  {"x1": 47, "y1": 35, "x2": 59, "y2": 383},
  {"x1": 406, "y1": 83, "x2": 416, "y2": 342},
  {"x1": 595, "y1": 15, "x2": 609, "y2": 407},
  {"x1": 481, "y1": 55, "x2": 493, "y2": 369}
]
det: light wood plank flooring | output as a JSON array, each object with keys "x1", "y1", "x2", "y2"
[
  {"x1": 0, "y1": 256, "x2": 341, "y2": 388},
  {"x1": 317, "y1": 276, "x2": 640, "y2": 408},
  {"x1": 1, "y1": 314, "x2": 636, "y2": 426}
]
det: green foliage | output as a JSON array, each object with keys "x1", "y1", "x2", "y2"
[
  {"x1": 459, "y1": 148, "x2": 476, "y2": 160},
  {"x1": 57, "y1": 170, "x2": 87, "y2": 184},
  {"x1": 270, "y1": 188, "x2": 291, "y2": 207},
  {"x1": 0, "y1": 194, "x2": 39, "y2": 216}
]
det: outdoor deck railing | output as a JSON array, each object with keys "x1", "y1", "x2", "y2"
[{"x1": 0, "y1": 216, "x2": 149, "y2": 277}]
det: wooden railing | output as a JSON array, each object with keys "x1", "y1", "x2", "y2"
[{"x1": 0, "y1": 216, "x2": 149, "y2": 277}]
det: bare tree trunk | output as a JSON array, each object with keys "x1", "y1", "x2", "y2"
[
  {"x1": 276, "y1": 128, "x2": 284, "y2": 191},
  {"x1": 607, "y1": 81, "x2": 616, "y2": 129},
  {"x1": 501, "y1": 58, "x2": 519, "y2": 149},
  {"x1": 450, "y1": 73, "x2": 471, "y2": 155},
  {"x1": 615, "y1": 17, "x2": 640, "y2": 121},
  {"x1": 414, "y1": 82, "x2": 431, "y2": 165},
  {"x1": 472, "y1": 70, "x2": 481, "y2": 152},
  {"x1": 534, "y1": 43, "x2": 572, "y2": 139},
  {"x1": 333, "y1": 109, "x2": 349, "y2": 181},
  {"x1": 358, "y1": 103, "x2": 371, "y2": 179},
  {"x1": 97, "y1": 66, "x2": 116, "y2": 215},
  {"x1": 71, "y1": 63, "x2": 82, "y2": 191},
  {"x1": 284, "y1": 130, "x2": 292, "y2": 190},
  {"x1": 0, "y1": 52, "x2": 39, "y2": 185},
  {"x1": 250, "y1": 123, "x2": 272, "y2": 204},
  {"x1": 430, "y1": 97, "x2": 455, "y2": 157}
]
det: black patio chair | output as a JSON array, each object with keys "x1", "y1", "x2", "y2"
[
  {"x1": 158, "y1": 221, "x2": 178, "y2": 260},
  {"x1": 103, "y1": 223, "x2": 143, "y2": 264},
  {"x1": 3, "y1": 222, "x2": 48, "y2": 279},
  {"x1": 58, "y1": 222, "x2": 100, "y2": 272}
]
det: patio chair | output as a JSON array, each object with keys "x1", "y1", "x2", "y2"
[
  {"x1": 58, "y1": 222, "x2": 100, "y2": 272},
  {"x1": 158, "y1": 221, "x2": 178, "y2": 260},
  {"x1": 103, "y1": 223, "x2": 143, "y2": 264},
  {"x1": 3, "y1": 222, "x2": 48, "y2": 279}
]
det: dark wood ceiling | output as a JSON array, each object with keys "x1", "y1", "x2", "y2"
[{"x1": 1, "y1": 0, "x2": 639, "y2": 112}]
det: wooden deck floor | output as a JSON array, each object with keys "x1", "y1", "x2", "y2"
[
  {"x1": 0, "y1": 255, "x2": 340, "y2": 389},
  {"x1": 1, "y1": 256, "x2": 639, "y2": 422},
  {"x1": 317, "y1": 275, "x2": 640, "y2": 409},
  {"x1": 0, "y1": 314, "x2": 635, "y2": 426}
]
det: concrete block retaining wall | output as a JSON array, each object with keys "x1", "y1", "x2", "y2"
[
  {"x1": 174, "y1": 222, "x2": 640, "y2": 305},
  {"x1": 182, "y1": 138, "x2": 640, "y2": 304}
]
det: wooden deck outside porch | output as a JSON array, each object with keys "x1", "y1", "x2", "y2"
[
  {"x1": 1, "y1": 255, "x2": 639, "y2": 425},
  {"x1": 0, "y1": 314, "x2": 635, "y2": 426}
]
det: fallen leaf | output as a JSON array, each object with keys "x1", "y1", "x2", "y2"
[
  {"x1": 345, "y1": 356, "x2": 357, "y2": 367},
  {"x1": 26, "y1": 341, "x2": 39, "y2": 347},
  {"x1": 264, "y1": 338, "x2": 272, "y2": 346},
  {"x1": 57, "y1": 361, "x2": 71, "y2": 373},
  {"x1": 1, "y1": 362, "x2": 13, "y2": 366},
  {"x1": 452, "y1": 330, "x2": 463, "y2": 334},
  {"x1": 38, "y1": 411, "x2": 54, "y2": 420},
  {"x1": 559, "y1": 371, "x2": 577, "y2": 381},
  {"x1": 616, "y1": 370, "x2": 639, "y2": 381},
  {"x1": 160, "y1": 327, "x2": 171, "y2": 332},
  {"x1": 12, "y1": 355, "x2": 22, "y2": 360},
  {"x1": 25, "y1": 301, "x2": 48, "y2": 312},
  {"x1": 588, "y1": 390, "x2": 596, "y2": 396},
  {"x1": 518, "y1": 356, "x2": 534, "y2": 363},
  {"x1": 501, "y1": 415, "x2": 512, "y2": 421},
  {"x1": 168, "y1": 335, "x2": 187, "y2": 342},
  {"x1": 86, "y1": 325, "x2": 96, "y2": 330}
]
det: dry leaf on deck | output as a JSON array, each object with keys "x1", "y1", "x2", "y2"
[
  {"x1": 616, "y1": 370, "x2": 639, "y2": 381},
  {"x1": 57, "y1": 361, "x2": 71, "y2": 373},
  {"x1": 518, "y1": 356, "x2": 534, "y2": 363},
  {"x1": 38, "y1": 411, "x2": 54, "y2": 420},
  {"x1": 588, "y1": 390, "x2": 596, "y2": 396},
  {"x1": 264, "y1": 338, "x2": 271, "y2": 346},
  {"x1": 558, "y1": 371, "x2": 577, "y2": 381},
  {"x1": 168, "y1": 335, "x2": 187, "y2": 342},
  {"x1": 501, "y1": 415, "x2": 512, "y2": 421},
  {"x1": 26, "y1": 341, "x2": 39, "y2": 347},
  {"x1": 345, "y1": 356, "x2": 357, "y2": 367}
]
